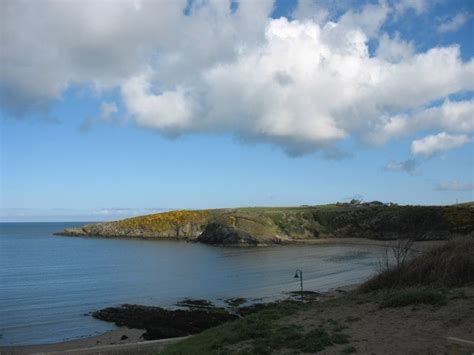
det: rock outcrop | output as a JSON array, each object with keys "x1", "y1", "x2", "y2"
[
  {"x1": 196, "y1": 222, "x2": 260, "y2": 245},
  {"x1": 92, "y1": 304, "x2": 238, "y2": 340}
]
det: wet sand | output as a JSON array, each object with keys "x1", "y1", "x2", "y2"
[{"x1": 0, "y1": 328, "x2": 148, "y2": 354}]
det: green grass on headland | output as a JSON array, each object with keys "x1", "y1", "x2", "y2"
[{"x1": 60, "y1": 203, "x2": 474, "y2": 244}]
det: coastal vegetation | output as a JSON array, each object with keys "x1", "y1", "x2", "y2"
[
  {"x1": 161, "y1": 238, "x2": 474, "y2": 354},
  {"x1": 56, "y1": 203, "x2": 474, "y2": 245},
  {"x1": 378, "y1": 288, "x2": 448, "y2": 308},
  {"x1": 114, "y1": 210, "x2": 210, "y2": 238},
  {"x1": 360, "y1": 237, "x2": 474, "y2": 291}
]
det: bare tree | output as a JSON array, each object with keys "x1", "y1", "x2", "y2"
[
  {"x1": 378, "y1": 238, "x2": 415, "y2": 282},
  {"x1": 392, "y1": 238, "x2": 415, "y2": 269}
]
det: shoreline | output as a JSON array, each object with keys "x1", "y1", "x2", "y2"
[
  {"x1": 0, "y1": 284, "x2": 359, "y2": 354},
  {"x1": 0, "y1": 327, "x2": 146, "y2": 355},
  {"x1": 0, "y1": 239, "x2": 452, "y2": 353},
  {"x1": 0, "y1": 329, "x2": 188, "y2": 355},
  {"x1": 53, "y1": 233, "x2": 448, "y2": 250},
  {"x1": 279, "y1": 237, "x2": 449, "y2": 253}
]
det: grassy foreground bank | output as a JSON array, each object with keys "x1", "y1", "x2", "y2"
[{"x1": 161, "y1": 238, "x2": 474, "y2": 354}]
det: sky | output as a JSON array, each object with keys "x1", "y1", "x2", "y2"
[{"x1": 1, "y1": 0, "x2": 473, "y2": 222}]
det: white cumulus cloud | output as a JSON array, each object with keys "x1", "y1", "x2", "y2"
[
  {"x1": 1, "y1": 0, "x2": 474, "y2": 157},
  {"x1": 411, "y1": 132, "x2": 471, "y2": 156},
  {"x1": 369, "y1": 99, "x2": 474, "y2": 145},
  {"x1": 122, "y1": 15, "x2": 474, "y2": 155}
]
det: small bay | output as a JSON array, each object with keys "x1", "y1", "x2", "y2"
[{"x1": 0, "y1": 222, "x2": 384, "y2": 346}]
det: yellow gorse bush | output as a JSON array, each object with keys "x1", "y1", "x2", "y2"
[{"x1": 115, "y1": 210, "x2": 210, "y2": 233}]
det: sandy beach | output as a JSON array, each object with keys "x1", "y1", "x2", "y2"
[
  {"x1": 0, "y1": 328, "x2": 147, "y2": 354},
  {"x1": 0, "y1": 329, "x2": 188, "y2": 354}
]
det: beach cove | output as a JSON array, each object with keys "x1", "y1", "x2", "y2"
[{"x1": 1, "y1": 222, "x2": 388, "y2": 347}]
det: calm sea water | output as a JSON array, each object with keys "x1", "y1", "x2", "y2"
[{"x1": 0, "y1": 222, "x2": 385, "y2": 346}]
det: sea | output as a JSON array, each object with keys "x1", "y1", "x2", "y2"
[{"x1": 0, "y1": 222, "x2": 386, "y2": 346}]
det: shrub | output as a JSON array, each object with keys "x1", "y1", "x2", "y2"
[{"x1": 360, "y1": 238, "x2": 474, "y2": 292}]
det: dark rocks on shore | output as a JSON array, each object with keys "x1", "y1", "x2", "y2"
[
  {"x1": 224, "y1": 297, "x2": 247, "y2": 308},
  {"x1": 175, "y1": 298, "x2": 216, "y2": 309},
  {"x1": 92, "y1": 297, "x2": 312, "y2": 341},
  {"x1": 92, "y1": 304, "x2": 238, "y2": 340}
]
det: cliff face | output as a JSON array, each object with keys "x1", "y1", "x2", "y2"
[{"x1": 56, "y1": 204, "x2": 474, "y2": 245}]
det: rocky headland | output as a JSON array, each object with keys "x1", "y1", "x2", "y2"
[{"x1": 55, "y1": 203, "x2": 474, "y2": 245}]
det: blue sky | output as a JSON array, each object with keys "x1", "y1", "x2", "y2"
[{"x1": 1, "y1": 0, "x2": 473, "y2": 221}]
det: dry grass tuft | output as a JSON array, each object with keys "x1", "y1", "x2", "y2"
[{"x1": 360, "y1": 238, "x2": 474, "y2": 292}]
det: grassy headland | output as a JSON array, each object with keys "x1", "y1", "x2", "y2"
[{"x1": 56, "y1": 202, "x2": 474, "y2": 245}]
